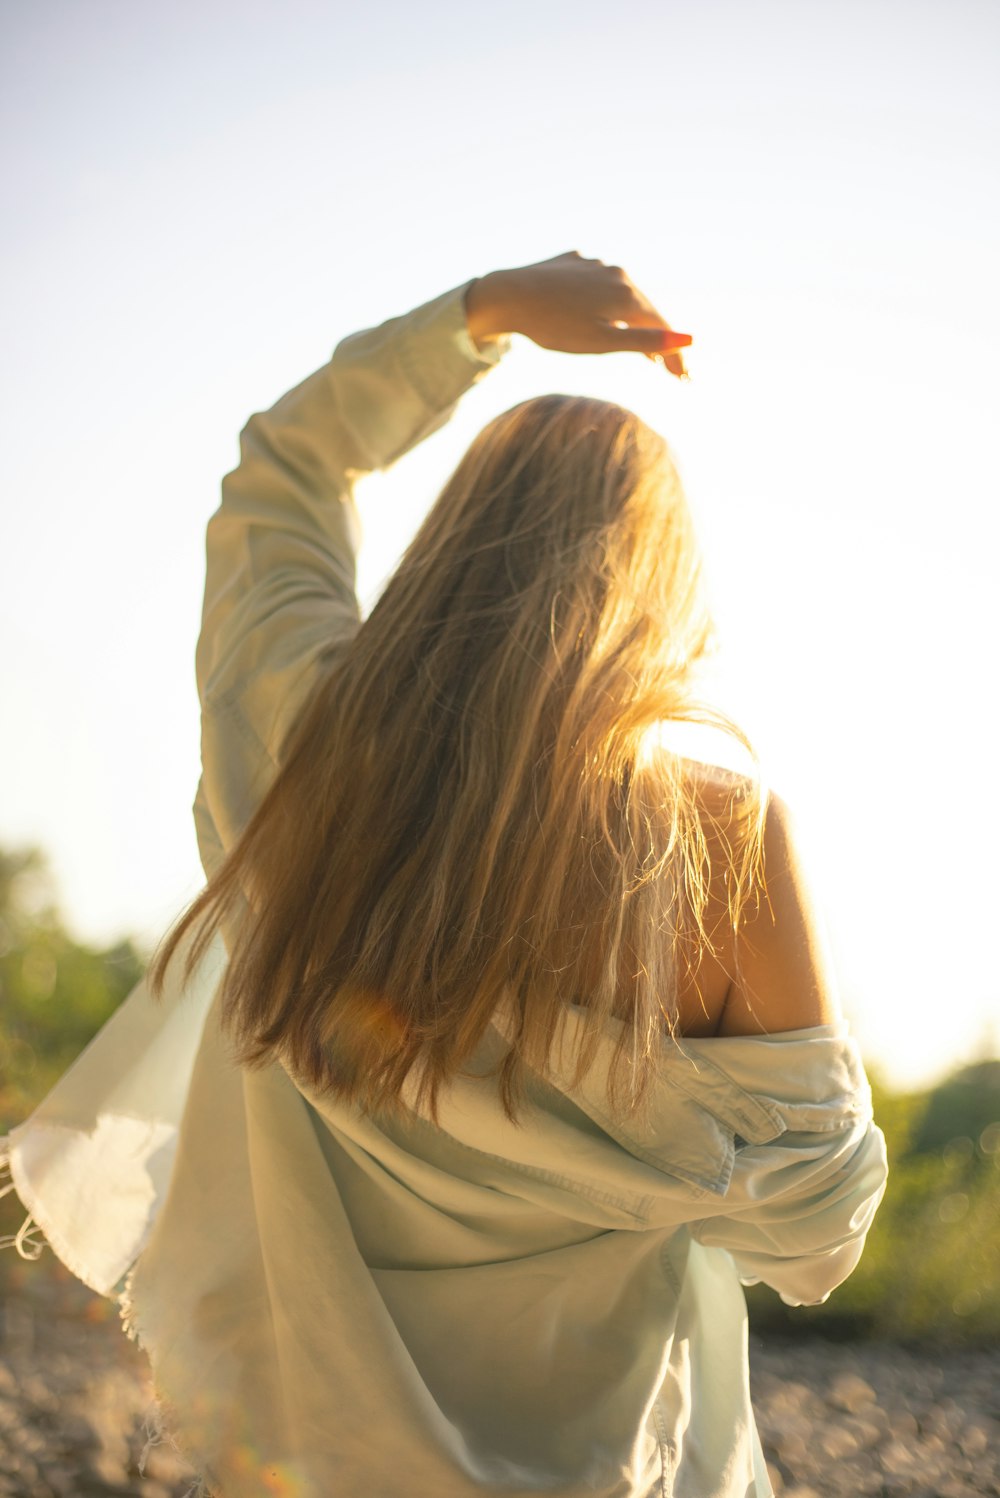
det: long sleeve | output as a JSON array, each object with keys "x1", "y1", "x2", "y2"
[
  {"x1": 192, "y1": 281, "x2": 509, "y2": 871},
  {"x1": 679, "y1": 1024, "x2": 889, "y2": 1306}
]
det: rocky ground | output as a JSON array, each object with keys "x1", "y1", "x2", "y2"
[
  {"x1": 0, "y1": 1267, "x2": 996, "y2": 1497},
  {"x1": 748, "y1": 1337, "x2": 999, "y2": 1498}
]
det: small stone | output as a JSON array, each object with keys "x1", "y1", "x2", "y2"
[
  {"x1": 42, "y1": 1466, "x2": 78, "y2": 1498},
  {"x1": 881, "y1": 1439, "x2": 918, "y2": 1475},
  {"x1": 19, "y1": 1375, "x2": 59, "y2": 1416},
  {"x1": 842, "y1": 1415, "x2": 883, "y2": 1450},
  {"x1": 957, "y1": 1421, "x2": 991, "y2": 1457},
  {"x1": 828, "y1": 1372, "x2": 878, "y2": 1413},
  {"x1": 888, "y1": 1410, "x2": 919, "y2": 1440},
  {"x1": 51, "y1": 1411, "x2": 98, "y2": 1453},
  {"x1": 818, "y1": 1425, "x2": 858, "y2": 1459},
  {"x1": 141, "y1": 1443, "x2": 196, "y2": 1481},
  {"x1": 765, "y1": 1459, "x2": 785, "y2": 1492},
  {"x1": 769, "y1": 1380, "x2": 817, "y2": 1410},
  {"x1": 847, "y1": 1467, "x2": 889, "y2": 1496},
  {"x1": 0, "y1": 1452, "x2": 38, "y2": 1483},
  {"x1": 775, "y1": 1430, "x2": 809, "y2": 1466},
  {"x1": 16, "y1": 1427, "x2": 47, "y2": 1459},
  {"x1": 86, "y1": 1449, "x2": 129, "y2": 1485}
]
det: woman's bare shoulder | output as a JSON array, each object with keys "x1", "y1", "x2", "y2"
[
  {"x1": 663, "y1": 757, "x2": 760, "y2": 1035},
  {"x1": 722, "y1": 783, "x2": 844, "y2": 1036},
  {"x1": 672, "y1": 759, "x2": 844, "y2": 1037}
]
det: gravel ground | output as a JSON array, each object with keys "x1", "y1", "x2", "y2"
[
  {"x1": 748, "y1": 1336, "x2": 999, "y2": 1498},
  {"x1": 0, "y1": 1270, "x2": 997, "y2": 1497}
]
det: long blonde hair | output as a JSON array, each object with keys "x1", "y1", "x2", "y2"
[{"x1": 151, "y1": 394, "x2": 765, "y2": 1122}]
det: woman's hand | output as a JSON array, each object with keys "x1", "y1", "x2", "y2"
[{"x1": 465, "y1": 251, "x2": 692, "y2": 379}]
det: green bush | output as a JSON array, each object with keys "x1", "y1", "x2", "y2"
[
  {"x1": 0, "y1": 848, "x2": 148, "y2": 1292},
  {"x1": 745, "y1": 1064, "x2": 1000, "y2": 1345},
  {"x1": 0, "y1": 848, "x2": 146, "y2": 1135}
]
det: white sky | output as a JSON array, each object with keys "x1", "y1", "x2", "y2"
[{"x1": 2, "y1": 0, "x2": 998, "y2": 1091}]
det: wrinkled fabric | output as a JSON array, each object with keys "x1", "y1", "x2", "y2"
[{"x1": 1, "y1": 281, "x2": 888, "y2": 1498}]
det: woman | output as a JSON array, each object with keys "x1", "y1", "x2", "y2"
[{"x1": 2, "y1": 252, "x2": 888, "y2": 1498}]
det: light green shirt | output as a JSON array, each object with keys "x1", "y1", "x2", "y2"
[{"x1": 1, "y1": 281, "x2": 888, "y2": 1498}]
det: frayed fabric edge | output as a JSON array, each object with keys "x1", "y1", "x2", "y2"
[
  {"x1": 117, "y1": 1262, "x2": 143, "y2": 1345},
  {"x1": 0, "y1": 1134, "x2": 116, "y2": 1291},
  {"x1": 135, "y1": 1401, "x2": 212, "y2": 1498},
  {"x1": 117, "y1": 1265, "x2": 219, "y2": 1498},
  {"x1": 0, "y1": 1142, "x2": 46, "y2": 1261}
]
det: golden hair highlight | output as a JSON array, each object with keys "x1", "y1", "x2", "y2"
[{"x1": 150, "y1": 394, "x2": 765, "y2": 1125}]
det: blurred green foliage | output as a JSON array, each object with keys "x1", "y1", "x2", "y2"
[
  {"x1": 1, "y1": 845, "x2": 997, "y2": 1344},
  {"x1": 745, "y1": 1064, "x2": 1000, "y2": 1346},
  {"x1": 0, "y1": 847, "x2": 146, "y2": 1134}
]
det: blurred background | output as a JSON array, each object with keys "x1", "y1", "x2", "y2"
[{"x1": 2, "y1": 0, "x2": 999, "y2": 1366}]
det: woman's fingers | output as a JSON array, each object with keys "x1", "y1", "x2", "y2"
[
  {"x1": 599, "y1": 320, "x2": 692, "y2": 378},
  {"x1": 598, "y1": 322, "x2": 693, "y2": 355},
  {"x1": 660, "y1": 348, "x2": 689, "y2": 380},
  {"x1": 610, "y1": 276, "x2": 692, "y2": 378},
  {"x1": 577, "y1": 262, "x2": 692, "y2": 375}
]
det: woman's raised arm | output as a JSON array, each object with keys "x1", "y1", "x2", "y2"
[
  {"x1": 194, "y1": 280, "x2": 508, "y2": 863},
  {"x1": 193, "y1": 252, "x2": 692, "y2": 867}
]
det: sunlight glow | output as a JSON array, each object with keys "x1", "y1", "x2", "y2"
[{"x1": 2, "y1": 0, "x2": 998, "y2": 1093}]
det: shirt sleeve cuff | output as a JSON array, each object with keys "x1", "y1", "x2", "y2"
[
  {"x1": 453, "y1": 317, "x2": 512, "y2": 369},
  {"x1": 397, "y1": 280, "x2": 511, "y2": 414}
]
